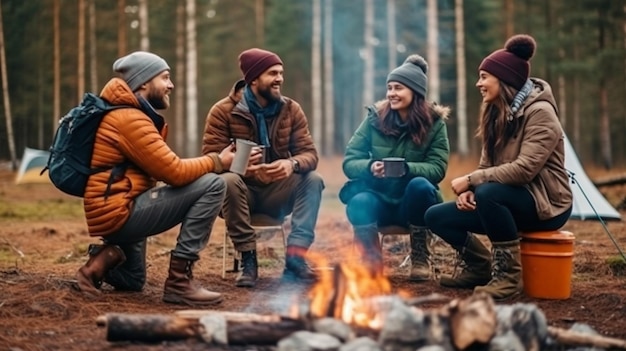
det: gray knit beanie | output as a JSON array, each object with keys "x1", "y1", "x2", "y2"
[
  {"x1": 113, "y1": 51, "x2": 170, "y2": 91},
  {"x1": 386, "y1": 54, "x2": 428, "y2": 97}
]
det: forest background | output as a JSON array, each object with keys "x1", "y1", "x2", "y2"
[{"x1": 1, "y1": 0, "x2": 625, "y2": 170}]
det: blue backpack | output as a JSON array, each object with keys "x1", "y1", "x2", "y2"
[{"x1": 42, "y1": 93, "x2": 132, "y2": 198}]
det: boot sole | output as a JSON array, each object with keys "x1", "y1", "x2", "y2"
[
  {"x1": 235, "y1": 280, "x2": 257, "y2": 288},
  {"x1": 162, "y1": 294, "x2": 223, "y2": 306}
]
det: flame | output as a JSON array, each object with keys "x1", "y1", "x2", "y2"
[{"x1": 307, "y1": 257, "x2": 392, "y2": 330}]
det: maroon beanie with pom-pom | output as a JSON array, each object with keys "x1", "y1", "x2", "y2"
[
  {"x1": 238, "y1": 48, "x2": 283, "y2": 84},
  {"x1": 479, "y1": 34, "x2": 536, "y2": 90}
]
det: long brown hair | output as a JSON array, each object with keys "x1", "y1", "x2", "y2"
[
  {"x1": 476, "y1": 81, "x2": 523, "y2": 161},
  {"x1": 379, "y1": 94, "x2": 433, "y2": 145}
]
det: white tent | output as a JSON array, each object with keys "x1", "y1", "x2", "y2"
[
  {"x1": 15, "y1": 147, "x2": 50, "y2": 184},
  {"x1": 564, "y1": 136, "x2": 621, "y2": 221}
]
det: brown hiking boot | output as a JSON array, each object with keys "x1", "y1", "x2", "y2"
[
  {"x1": 439, "y1": 234, "x2": 492, "y2": 289},
  {"x1": 163, "y1": 254, "x2": 223, "y2": 306},
  {"x1": 76, "y1": 244, "x2": 126, "y2": 296},
  {"x1": 235, "y1": 250, "x2": 258, "y2": 288},
  {"x1": 474, "y1": 239, "x2": 523, "y2": 301},
  {"x1": 408, "y1": 226, "x2": 433, "y2": 282}
]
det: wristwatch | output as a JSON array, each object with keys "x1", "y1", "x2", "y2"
[{"x1": 291, "y1": 158, "x2": 300, "y2": 173}]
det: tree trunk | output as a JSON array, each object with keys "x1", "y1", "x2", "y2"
[
  {"x1": 504, "y1": 0, "x2": 514, "y2": 39},
  {"x1": 174, "y1": 1, "x2": 185, "y2": 155},
  {"x1": 255, "y1": 0, "x2": 264, "y2": 46},
  {"x1": 138, "y1": 0, "x2": 149, "y2": 51},
  {"x1": 88, "y1": 0, "x2": 98, "y2": 92},
  {"x1": 77, "y1": 0, "x2": 85, "y2": 101},
  {"x1": 117, "y1": 0, "x2": 126, "y2": 57},
  {"x1": 426, "y1": 0, "x2": 439, "y2": 103},
  {"x1": 311, "y1": 0, "x2": 322, "y2": 151},
  {"x1": 598, "y1": 12, "x2": 611, "y2": 169},
  {"x1": 362, "y1": 0, "x2": 374, "y2": 106},
  {"x1": 323, "y1": 0, "x2": 335, "y2": 155},
  {"x1": 0, "y1": 0, "x2": 17, "y2": 170},
  {"x1": 53, "y1": 0, "x2": 60, "y2": 131},
  {"x1": 185, "y1": 0, "x2": 198, "y2": 157},
  {"x1": 455, "y1": 0, "x2": 468, "y2": 157},
  {"x1": 387, "y1": 0, "x2": 396, "y2": 72}
]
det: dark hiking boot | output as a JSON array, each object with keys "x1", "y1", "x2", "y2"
[{"x1": 235, "y1": 250, "x2": 258, "y2": 288}]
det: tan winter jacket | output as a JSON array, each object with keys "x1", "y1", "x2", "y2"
[
  {"x1": 84, "y1": 78, "x2": 222, "y2": 237},
  {"x1": 467, "y1": 78, "x2": 572, "y2": 220},
  {"x1": 202, "y1": 79, "x2": 318, "y2": 180}
]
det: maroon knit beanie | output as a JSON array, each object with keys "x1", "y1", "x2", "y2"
[
  {"x1": 478, "y1": 34, "x2": 536, "y2": 90},
  {"x1": 238, "y1": 48, "x2": 283, "y2": 84}
]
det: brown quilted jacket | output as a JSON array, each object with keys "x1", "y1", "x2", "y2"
[
  {"x1": 202, "y1": 79, "x2": 318, "y2": 179},
  {"x1": 84, "y1": 78, "x2": 223, "y2": 237}
]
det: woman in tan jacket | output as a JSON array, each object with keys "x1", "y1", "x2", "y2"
[{"x1": 425, "y1": 34, "x2": 573, "y2": 300}]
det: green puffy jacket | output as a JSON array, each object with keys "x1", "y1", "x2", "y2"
[{"x1": 340, "y1": 100, "x2": 450, "y2": 205}]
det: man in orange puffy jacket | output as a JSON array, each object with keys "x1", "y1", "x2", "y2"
[{"x1": 75, "y1": 51, "x2": 234, "y2": 307}]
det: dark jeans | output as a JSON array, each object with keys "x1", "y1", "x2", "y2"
[
  {"x1": 424, "y1": 182, "x2": 572, "y2": 247},
  {"x1": 346, "y1": 177, "x2": 440, "y2": 227}
]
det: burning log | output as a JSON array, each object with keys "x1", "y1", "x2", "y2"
[{"x1": 96, "y1": 310, "x2": 306, "y2": 345}]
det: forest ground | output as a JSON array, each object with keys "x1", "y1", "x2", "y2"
[{"x1": 1, "y1": 155, "x2": 626, "y2": 350}]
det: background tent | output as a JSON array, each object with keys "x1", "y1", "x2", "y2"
[
  {"x1": 564, "y1": 136, "x2": 621, "y2": 221},
  {"x1": 15, "y1": 147, "x2": 50, "y2": 184}
]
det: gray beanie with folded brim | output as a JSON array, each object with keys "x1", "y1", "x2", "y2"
[{"x1": 113, "y1": 51, "x2": 170, "y2": 91}]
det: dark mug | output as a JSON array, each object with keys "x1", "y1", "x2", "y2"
[{"x1": 382, "y1": 157, "x2": 406, "y2": 177}]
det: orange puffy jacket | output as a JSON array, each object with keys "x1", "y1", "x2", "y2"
[{"x1": 84, "y1": 78, "x2": 222, "y2": 237}]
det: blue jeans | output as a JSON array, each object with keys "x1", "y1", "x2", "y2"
[{"x1": 345, "y1": 177, "x2": 440, "y2": 227}]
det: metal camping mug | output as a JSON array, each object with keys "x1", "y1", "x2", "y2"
[{"x1": 382, "y1": 157, "x2": 406, "y2": 177}]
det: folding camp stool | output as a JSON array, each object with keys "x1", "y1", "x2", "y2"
[{"x1": 221, "y1": 214, "x2": 287, "y2": 279}]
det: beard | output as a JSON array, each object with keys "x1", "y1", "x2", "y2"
[
  {"x1": 258, "y1": 84, "x2": 281, "y2": 103},
  {"x1": 146, "y1": 87, "x2": 169, "y2": 110}
]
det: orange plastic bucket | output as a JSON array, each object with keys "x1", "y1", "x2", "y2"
[{"x1": 520, "y1": 230, "x2": 575, "y2": 299}]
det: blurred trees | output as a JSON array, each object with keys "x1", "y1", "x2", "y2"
[{"x1": 0, "y1": 0, "x2": 625, "y2": 169}]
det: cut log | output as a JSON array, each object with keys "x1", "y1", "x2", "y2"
[
  {"x1": 547, "y1": 326, "x2": 626, "y2": 350},
  {"x1": 96, "y1": 311, "x2": 307, "y2": 345}
]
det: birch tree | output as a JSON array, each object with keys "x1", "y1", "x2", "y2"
[
  {"x1": 323, "y1": 0, "x2": 335, "y2": 155},
  {"x1": 185, "y1": 0, "x2": 198, "y2": 157},
  {"x1": 138, "y1": 0, "x2": 149, "y2": 51},
  {"x1": 426, "y1": 0, "x2": 439, "y2": 102},
  {"x1": 455, "y1": 0, "x2": 468, "y2": 157},
  {"x1": 311, "y1": 0, "x2": 322, "y2": 150},
  {"x1": 387, "y1": 0, "x2": 396, "y2": 72},
  {"x1": 174, "y1": 1, "x2": 185, "y2": 154},
  {"x1": 362, "y1": 0, "x2": 374, "y2": 106}
]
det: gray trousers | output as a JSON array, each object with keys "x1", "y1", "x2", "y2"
[
  {"x1": 220, "y1": 171, "x2": 325, "y2": 252},
  {"x1": 104, "y1": 173, "x2": 226, "y2": 261}
]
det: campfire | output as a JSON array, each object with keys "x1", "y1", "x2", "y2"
[{"x1": 96, "y1": 261, "x2": 626, "y2": 350}]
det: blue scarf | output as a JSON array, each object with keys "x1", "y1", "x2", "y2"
[
  {"x1": 508, "y1": 79, "x2": 533, "y2": 122},
  {"x1": 243, "y1": 86, "x2": 282, "y2": 147}
]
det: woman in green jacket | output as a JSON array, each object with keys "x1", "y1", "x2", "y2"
[{"x1": 340, "y1": 54, "x2": 450, "y2": 279}]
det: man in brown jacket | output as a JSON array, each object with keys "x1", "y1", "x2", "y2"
[
  {"x1": 202, "y1": 48, "x2": 325, "y2": 287},
  {"x1": 76, "y1": 51, "x2": 235, "y2": 307}
]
